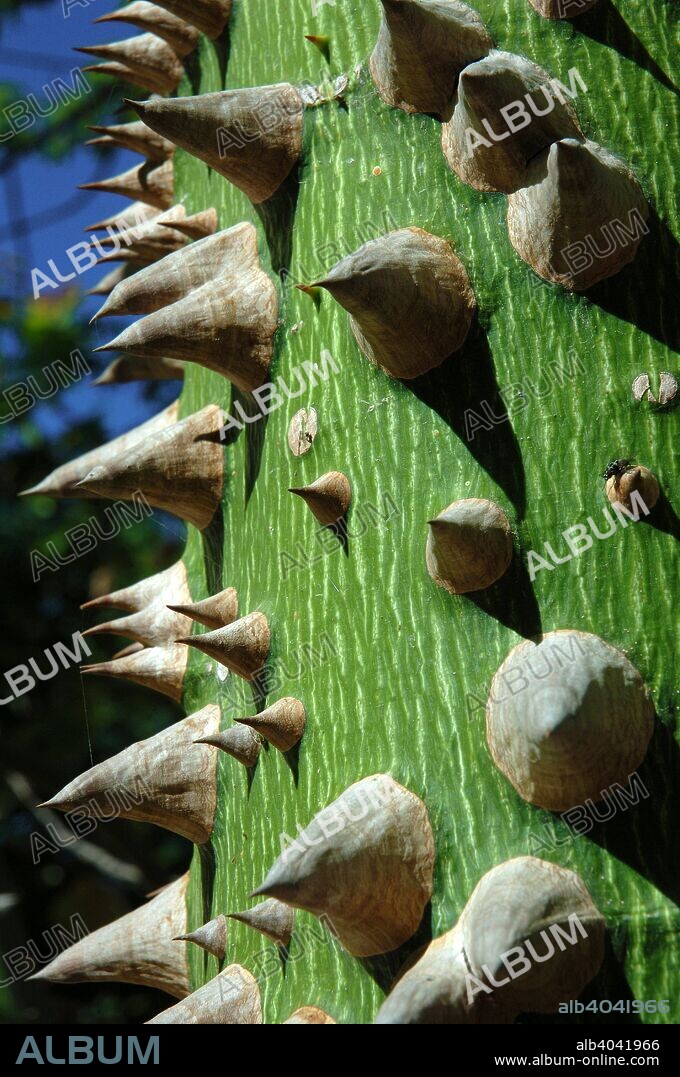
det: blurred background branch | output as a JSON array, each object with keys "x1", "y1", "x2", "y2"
[{"x1": 1, "y1": 0, "x2": 188, "y2": 1026}]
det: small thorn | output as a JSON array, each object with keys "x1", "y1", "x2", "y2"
[
  {"x1": 195, "y1": 726, "x2": 261, "y2": 768},
  {"x1": 173, "y1": 914, "x2": 227, "y2": 962},
  {"x1": 167, "y1": 588, "x2": 238, "y2": 630},
  {"x1": 305, "y1": 34, "x2": 331, "y2": 62},
  {"x1": 427, "y1": 499, "x2": 513, "y2": 595},
  {"x1": 79, "y1": 645, "x2": 188, "y2": 702},
  {"x1": 296, "y1": 283, "x2": 322, "y2": 308},
  {"x1": 228, "y1": 899, "x2": 294, "y2": 948},
  {"x1": 235, "y1": 698, "x2": 305, "y2": 753},
  {"x1": 289, "y1": 471, "x2": 351, "y2": 527},
  {"x1": 176, "y1": 612, "x2": 270, "y2": 680}
]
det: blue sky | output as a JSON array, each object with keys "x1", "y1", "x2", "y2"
[{"x1": 0, "y1": 0, "x2": 177, "y2": 444}]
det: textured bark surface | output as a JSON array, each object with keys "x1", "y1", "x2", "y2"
[{"x1": 170, "y1": 0, "x2": 678, "y2": 1023}]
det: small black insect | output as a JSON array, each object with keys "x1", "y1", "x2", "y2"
[{"x1": 603, "y1": 458, "x2": 632, "y2": 481}]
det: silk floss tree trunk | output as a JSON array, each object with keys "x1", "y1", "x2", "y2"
[{"x1": 26, "y1": 0, "x2": 679, "y2": 1024}]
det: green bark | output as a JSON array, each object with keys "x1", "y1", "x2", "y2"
[{"x1": 176, "y1": 0, "x2": 679, "y2": 1023}]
